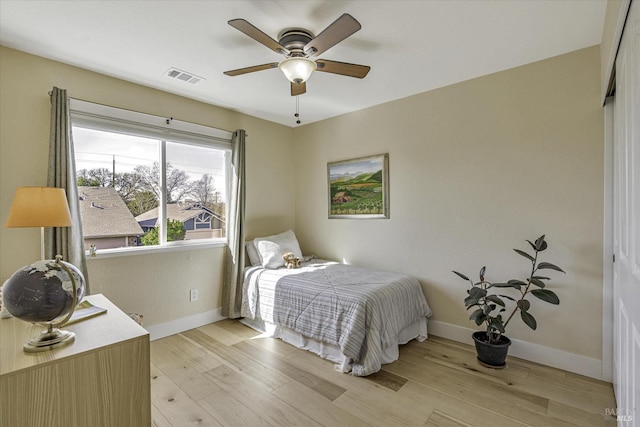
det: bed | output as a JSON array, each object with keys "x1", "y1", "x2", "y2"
[{"x1": 241, "y1": 230, "x2": 432, "y2": 376}]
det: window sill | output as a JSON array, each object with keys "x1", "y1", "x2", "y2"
[{"x1": 85, "y1": 240, "x2": 227, "y2": 260}]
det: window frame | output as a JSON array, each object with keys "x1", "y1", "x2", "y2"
[{"x1": 70, "y1": 99, "x2": 233, "y2": 257}]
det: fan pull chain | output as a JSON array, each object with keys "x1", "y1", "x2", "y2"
[{"x1": 295, "y1": 96, "x2": 301, "y2": 125}]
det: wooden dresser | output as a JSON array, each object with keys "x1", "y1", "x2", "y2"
[{"x1": 0, "y1": 293, "x2": 151, "y2": 427}]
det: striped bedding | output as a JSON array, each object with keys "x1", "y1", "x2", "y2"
[{"x1": 241, "y1": 259, "x2": 432, "y2": 376}]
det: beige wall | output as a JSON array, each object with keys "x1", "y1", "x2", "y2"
[
  {"x1": 0, "y1": 46, "x2": 295, "y2": 326},
  {"x1": 1, "y1": 44, "x2": 605, "y2": 361},
  {"x1": 292, "y1": 46, "x2": 604, "y2": 360}
]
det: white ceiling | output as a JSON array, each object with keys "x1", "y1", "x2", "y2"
[{"x1": 0, "y1": 0, "x2": 606, "y2": 127}]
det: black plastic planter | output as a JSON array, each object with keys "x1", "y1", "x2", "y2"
[{"x1": 472, "y1": 331, "x2": 511, "y2": 368}]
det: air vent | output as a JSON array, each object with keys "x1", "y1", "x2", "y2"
[{"x1": 164, "y1": 67, "x2": 204, "y2": 85}]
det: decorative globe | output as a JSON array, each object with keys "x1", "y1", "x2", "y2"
[{"x1": 2, "y1": 259, "x2": 85, "y2": 323}]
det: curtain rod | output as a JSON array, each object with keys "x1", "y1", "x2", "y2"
[{"x1": 47, "y1": 92, "x2": 240, "y2": 136}]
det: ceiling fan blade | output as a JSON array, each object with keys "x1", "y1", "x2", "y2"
[
  {"x1": 304, "y1": 14, "x2": 361, "y2": 57},
  {"x1": 228, "y1": 19, "x2": 290, "y2": 56},
  {"x1": 224, "y1": 63, "x2": 279, "y2": 76},
  {"x1": 291, "y1": 82, "x2": 306, "y2": 96},
  {"x1": 315, "y1": 59, "x2": 370, "y2": 78}
]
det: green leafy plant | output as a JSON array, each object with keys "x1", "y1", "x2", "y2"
[
  {"x1": 453, "y1": 235, "x2": 564, "y2": 344},
  {"x1": 141, "y1": 219, "x2": 186, "y2": 246}
]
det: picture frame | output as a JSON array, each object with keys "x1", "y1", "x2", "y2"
[{"x1": 327, "y1": 153, "x2": 389, "y2": 219}]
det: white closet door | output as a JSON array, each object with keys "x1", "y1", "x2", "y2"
[{"x1": 613, "y1": 1, "x2": 640, "y2": 423}]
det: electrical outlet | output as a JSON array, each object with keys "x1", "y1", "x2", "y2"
[{"x1": 190, "y1": 289, "x2": 199, "y2": 302}]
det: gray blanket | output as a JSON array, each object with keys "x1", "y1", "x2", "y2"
[{"x1": 242, "y1": 260, "x2": 432, "y2": 376}]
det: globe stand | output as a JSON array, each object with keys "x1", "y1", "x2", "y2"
[
  {"x1": 24, "y1": 324, "x2": 76, "y2": 352},
  {"x1": 22, "y1": 255, "x2": 80, "y2": 353}
]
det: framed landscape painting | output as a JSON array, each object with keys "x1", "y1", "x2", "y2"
[{"x1": 328, "y1": 153, "x2": 389, "y2": 219}]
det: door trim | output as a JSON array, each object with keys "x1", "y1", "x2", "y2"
[{"x1": 602, "y1": 98, "x2": 614, "y2": 383}]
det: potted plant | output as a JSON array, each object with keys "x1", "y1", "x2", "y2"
[{"x1": 453, "y1": 235, "x2": 564, "y2": 368}]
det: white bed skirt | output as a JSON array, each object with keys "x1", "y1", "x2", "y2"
[{"x1": 240, "y1": 314, "x2": 429, "y2": 374}]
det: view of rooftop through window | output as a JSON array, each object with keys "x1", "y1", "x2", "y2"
[{"x1": 73, "y1": 126, "x2": 227, "y2": 251}]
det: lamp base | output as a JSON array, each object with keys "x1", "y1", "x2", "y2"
[{"x1": 23, "y1": 327, "x2": 75, "y2": 352}]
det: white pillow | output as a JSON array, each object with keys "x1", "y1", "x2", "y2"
[
  {"x1": 245, "y1": 240, "x2": 261, "y2": 266},
  {"x1": 253, "y1": 229, "x2": 303, "y2": 269}
]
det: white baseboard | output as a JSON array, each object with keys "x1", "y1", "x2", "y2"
[
  {"x1": 428, "y1": 320, "x2": 604, "y2": 380},
  {"x1": 146, "y1": 307, "x2": 226, "y2": 341}
]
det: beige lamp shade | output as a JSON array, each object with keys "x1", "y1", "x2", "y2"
[{"x1": 5, "y1": 187, "x2": 72, "y2": 228}]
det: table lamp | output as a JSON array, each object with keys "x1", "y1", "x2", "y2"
[{"x1": 3, "y1": 187, "x2": 85, "y2": 352}]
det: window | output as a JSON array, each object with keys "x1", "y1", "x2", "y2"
[{"x1": 70, "y1": 99, "x2": 232, "y2": 253}]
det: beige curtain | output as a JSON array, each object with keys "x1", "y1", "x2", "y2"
[
  {"x1": 46, "y1": 87, "x2": 90, "y2": 294},
  {"x1": 222, "y1": 129, "x2": 246, "y2": 318}
]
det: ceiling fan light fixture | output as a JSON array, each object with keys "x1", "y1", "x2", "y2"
[{"x1": 278, "y1": 57, "x2": 317, "y2": 84}]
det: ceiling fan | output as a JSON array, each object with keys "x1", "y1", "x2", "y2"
[{"x1": 224, "y1": 13, "x2": 370, "y2": 96}]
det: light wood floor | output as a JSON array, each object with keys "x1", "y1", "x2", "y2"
[{"x1": 150, "y1": 320, "x2": 616, "y2": 426}]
